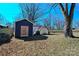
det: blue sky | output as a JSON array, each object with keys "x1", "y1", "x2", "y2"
[
  {"x1": 0, "y1": 3, "x2": 20, "y2": 25},
  {"x1": 0, "y1": 3, "x2": 79, "y2": 28}
]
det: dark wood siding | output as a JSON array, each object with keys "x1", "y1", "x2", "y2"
[{"x1": 15, "y1": 19, "x2": 33, "y2": 38}]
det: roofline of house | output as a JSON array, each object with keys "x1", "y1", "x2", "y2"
[
  {"x1": 0, "y1": 24, "x2": 7, "y2": 27},
  {"x1": 33, "y1": 26, "x2": 47, "y2": 28},
  {"x1": 15, "y1": 18, "x2": 34, "y2": 24}
]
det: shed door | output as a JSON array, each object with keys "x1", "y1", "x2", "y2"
[{"x1": 21, "y1": 26, "x2": 29, "y2": 37}]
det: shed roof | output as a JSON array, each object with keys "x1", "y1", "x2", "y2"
[{"x1": 15, "y1": 19, "x2": 33, "y2": 24}]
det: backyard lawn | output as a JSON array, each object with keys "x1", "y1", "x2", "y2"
[{"x1": 0, "y1": 32, "x2": 79, "y2": 56}]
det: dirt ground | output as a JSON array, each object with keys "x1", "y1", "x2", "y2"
[{"x1": 0, "y1": 32, "x2": 79, "y2": 56}]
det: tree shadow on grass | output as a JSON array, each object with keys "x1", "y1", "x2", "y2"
[
  {"x1": 72, "y1": 36, "x2": 79, "y2": 38},
  {"x1": 65, "y1": 35, "x2": 79, "y2": 38},
  {"x1": 43, "y1": 33, "x2": 61, "y2": 35},
  {"x1": 16, "y1": 35, "x2": 48, "y2": 41}
]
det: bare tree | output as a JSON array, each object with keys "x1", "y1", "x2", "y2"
[
  {"x1": 59, "y1": 3, "x2": 75, "y2": 37},
  {"x1": 44, "y1": 19, "x2": 51, "y2": 34},
  {"x1": 0, "y1": 14, "x2": 6, "y2": 25},
  {"x1": 6, "y1": 22, "x2": 12, "y2": 28},
  {"x1": 54, "y1": 19, "x2": 64, "y2": 30},
  {"x1": 19, "y1": 3, "x2": 49, "y2": 23},
  {"x1": 51, "y1": 3, "x2": 75, "y2": 37},
  {"x1": 19, "y1": 3, "x2": 42, "y2": 22}
]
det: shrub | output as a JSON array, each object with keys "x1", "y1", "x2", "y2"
[
  {"x1": 0, "y1": 28, "x2": 14, "y2": 45},
  {"x1": 0, "y1": 33, "x2": 11, "y2": 44},
  {"x1": 0, "y1": 28, "x2": 14, "y2": 37},
  {"x1": 34, "y1": 31, "x2": 40, "y2": 36}
]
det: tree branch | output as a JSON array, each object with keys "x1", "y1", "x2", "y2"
[
  {"x1": 66, "y1": 3, "x2": 68, "y2": 16},
  {"x1": 69, "y1": 3, "x2": 75, "y2": 19},
  {"x1": 59, "y1": 3, "x2": 67, "y2": 16}
]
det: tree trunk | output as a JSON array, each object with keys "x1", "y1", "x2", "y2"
[
  {"x1": 64, "y1": 17, "x2": 74, "y2": 37},
  {"x1": 59, "y1": 3, "x2": 75, "y2": 38},
  {"x1": 48, "y1": 30, "x2": 50, "y2": 34},
  {"x1": 47, "y1": 28, "x2": 50, "y2": 35}
]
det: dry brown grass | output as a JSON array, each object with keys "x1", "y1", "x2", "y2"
[{"x1": 0, "y1": 32, "x2": 79, "y2": 56}]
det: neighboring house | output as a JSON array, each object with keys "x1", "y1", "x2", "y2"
[
  {"x1": 15, "y1": 19, "x2": 33, "y2": 38},
  {"x1": 33, "y1": 25, "x2": 48, "y2": 35},
  {"x1": 0, "y1": 25, "x2": 8, "y2": 30}
]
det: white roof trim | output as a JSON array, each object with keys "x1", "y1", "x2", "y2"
[{"x1": 15, "y1": 18, "x2": 33, "y2": 24}]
